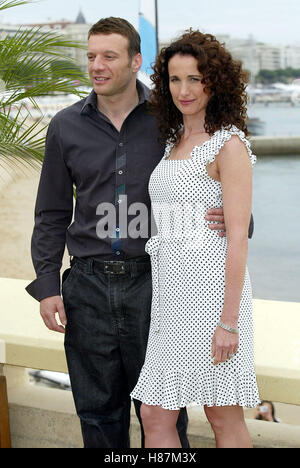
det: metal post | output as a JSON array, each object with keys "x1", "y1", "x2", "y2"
[{"x1": 155, "y1": 0, "x2": 159, "y2": 53}]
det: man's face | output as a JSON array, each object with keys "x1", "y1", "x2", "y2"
[{"x1": 87, "y1": 33, "x2": 141, "y2": 98}]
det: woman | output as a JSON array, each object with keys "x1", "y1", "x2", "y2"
[
  {"x1": 255, "y1": 401, "x2": 280, "y2": 423},
  {"x1": 131, "y1": 30, "x2": 260, "y2": 448}
]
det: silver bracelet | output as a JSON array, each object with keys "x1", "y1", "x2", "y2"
[{"x1": 217, "y1": 321, "x2": 239, "y2": 335}]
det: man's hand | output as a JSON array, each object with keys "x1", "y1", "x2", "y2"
[
  {"x1": 205, "y1": 208, "x2": 226, "y2": 237},
  {"x1": 40, "y1": 296, "x2": 67, "y2": 334}
]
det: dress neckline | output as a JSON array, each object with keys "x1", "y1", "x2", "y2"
[{"x1": 163, "y1": 129, "x2": 219, "y2": 162}]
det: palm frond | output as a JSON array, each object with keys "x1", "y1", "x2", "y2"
[
  {"x1": 0, "y1": 27, "x2": 89, "y2": 104},
  {"x1": 0, "y1": 105, "x2": 46, "y2": 168},
  {"x1": 0, "y1": 0, "x2": 91, "y2": 170},
  {"x1": 1, "y1": 26, "x2": 86, "y2": 60},
  {"x1": 0, "y1": 0, "x2": 32, "y2": 10}
]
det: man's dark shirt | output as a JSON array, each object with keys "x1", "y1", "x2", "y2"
[
  {"x1": 26, "y1": 79, "x2": 254, "y2": 302},
  {"x1": 26, "y1": 80, "x2": 165, "y2": 301}
]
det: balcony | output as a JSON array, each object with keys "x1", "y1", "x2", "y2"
[{"x1": 1, "y1": 276, "x2": 300, "y2": 448}]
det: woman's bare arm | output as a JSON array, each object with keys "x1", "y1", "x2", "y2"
[
  {"x1": 217, "y1": 135, "x2": 253, "y2": 327},
  {"x1": 211, "y1": 135, "x2": 253, "y2": 365}
]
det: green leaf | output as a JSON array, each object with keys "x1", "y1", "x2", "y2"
[
  {"x1": 0, "y1": 27, "x2": 89, "y2": 103},
  {"x1": 0, "y1": 0, "x2": 32, "y2": 11},
  {"x1": 0, "y1": 105, "x2": 46, "y2": 167}
]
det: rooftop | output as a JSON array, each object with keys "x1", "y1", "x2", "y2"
[{"x1": 75, "y1": 10, "x2": 87, "y2": 25}]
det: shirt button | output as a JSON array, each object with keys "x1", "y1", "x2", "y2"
[
  {"x1": 116, "y1": 251, "x2": 121, "y2": 255},
  {"x1": 118, "y1": 199, "x2": 122, "y2": 204},
  {"x1": 119, "y1": 142, "x2": 124, "y2": 147}
]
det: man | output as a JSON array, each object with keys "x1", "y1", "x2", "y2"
[{"x1": 26, "y1": 17, "x2": 251, "y2": 448}]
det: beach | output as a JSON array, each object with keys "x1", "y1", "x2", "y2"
[{"x1": 0, "y1": 166, "x2": 70, "y2": 282}]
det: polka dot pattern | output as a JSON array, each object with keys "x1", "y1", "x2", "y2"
[{"x1": 131, "y1": 126, "x2": 260, "y2": 410}]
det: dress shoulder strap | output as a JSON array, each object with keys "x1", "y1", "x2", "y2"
[
  {"x1": 162, "y1": 141, "x2": 176, "y2": 161},
  {"x1": 193, "y1": 126, "x2": 257, "y2": 167}
]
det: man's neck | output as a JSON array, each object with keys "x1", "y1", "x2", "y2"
[{"x1": 97, "y1": 80, "x2": 139, "y2": 129}]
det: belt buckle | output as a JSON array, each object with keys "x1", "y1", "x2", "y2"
[{"x1": 104, "y1": 261, "x2": 126, "y2": 275}]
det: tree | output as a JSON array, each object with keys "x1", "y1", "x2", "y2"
[
  {"x1": 256, "y1": 68, "x2": 300, "y2": 85},
  {"x1": 0, "y1": 0, "x2": 90, "y2": 170}
]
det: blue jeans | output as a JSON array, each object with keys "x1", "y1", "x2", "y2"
[{"x1": 62, "y1": 256, "x2": 189, "y2": 448}]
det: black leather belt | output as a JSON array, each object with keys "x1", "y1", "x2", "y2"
[
  {"x1": 72, "y1": 256, "x2": 151, "y2": 275},
  {"x1": 104, "y1": 261, "x2": 129, "y2": 275},
  {"x1": 96, "y1": 259, "x2": 151, "y2": 275}
]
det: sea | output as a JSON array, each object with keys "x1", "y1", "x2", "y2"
[
  {"x1": 247, "y1": 103, "x2": 300, "y2": 303},
  {"x1": 248, "y1": 102, "x2": 300, "y2": 137}
]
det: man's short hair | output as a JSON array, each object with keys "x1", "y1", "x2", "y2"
[{"x1": 88, "y1": 17, "x2": 141, "y2": 59}]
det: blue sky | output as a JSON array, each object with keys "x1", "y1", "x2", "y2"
[{"x1": 1, "y1": 0, "x2": 300, "y2": 45}]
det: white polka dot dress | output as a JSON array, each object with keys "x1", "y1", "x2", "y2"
[{"x1": 131, "y1": 126, "x2": 260, "y2": 410}]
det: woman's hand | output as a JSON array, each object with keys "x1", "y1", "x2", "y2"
[{"x1": 211, "y1": 326, "x2": 239, "y2": 366}]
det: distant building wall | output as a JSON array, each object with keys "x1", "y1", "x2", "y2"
[{"x1": 159, "y1": 35, "x2": 300, "y2": 77}]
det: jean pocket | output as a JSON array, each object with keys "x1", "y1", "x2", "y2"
[{"x1": 62, "y1": 264, "x2": 77, "y2": 290}]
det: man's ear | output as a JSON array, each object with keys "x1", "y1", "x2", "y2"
[{"x1": 132, "y1": 53, "x2": 142, "y2": 74}]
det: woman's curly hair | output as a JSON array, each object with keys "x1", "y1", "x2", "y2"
[{"x1": 150, "y1": 29, "x2": 250, "y2": 144}]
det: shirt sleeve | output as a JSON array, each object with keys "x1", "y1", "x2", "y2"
[{"x1": 25, "y1": 116, "x2": 74, "y2": 302}]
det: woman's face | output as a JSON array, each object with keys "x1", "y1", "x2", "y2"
[{"x1": 168, "y1": 54, "x2": 210, "y2": 117}]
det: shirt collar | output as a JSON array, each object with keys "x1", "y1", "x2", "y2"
[
  {"x1": 136, "y1": 78, "x2": 151, "y2": 104},
  {"x1": 80, "y1": 89, "x2": 98, "y2": 115},
  {"x1": 80, "y1": 78, "x2": 151, "y2": 115}
]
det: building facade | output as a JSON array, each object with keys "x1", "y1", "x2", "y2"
[
  {"x1": 216, "y1": 35, "x2": 300, "y2": 77},
  {"x1": 161, "y1": 35, "x2": 300, "y2": 78},
  {"x1": 61, "y1": 11, "x2": 91, "y2": 73}
]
